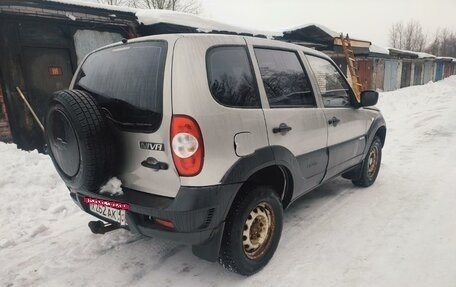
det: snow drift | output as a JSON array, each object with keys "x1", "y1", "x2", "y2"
[{"x1": 1, "y1": 76, "x2": 455, "y2": 286}]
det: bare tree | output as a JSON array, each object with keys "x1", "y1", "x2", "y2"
[
  {"x1": 97, "y1": 0, "x2": 127, "y2": 6},
  {"x1": 389, "y1": 22, "x2": 404, "y2": 49},
  {"x1": 426, "y1": 28, "x2": 456, "y2": 57},
  {"x1": 404, "y1": 20, "x2": 427, "y2": 51},
  {"x1": 97, "y1": 0, "x2": 201, "y2": 14},
  {"x1": 389, "y1": 20, "x2": 427, "y2": 51},
  {"x1": 128, "y1": 0, "x2": 201, "y2": 14}
]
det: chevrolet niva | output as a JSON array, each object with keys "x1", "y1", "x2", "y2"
[{"x1": 45, "y1": 34, "x2": 386, "y2": 275}]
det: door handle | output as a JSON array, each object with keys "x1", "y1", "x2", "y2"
[
  {"x1": 273, "y1": 123, "x2": 292, "y2": 134},
  {"x1": 328, "y1": 116, "x2": 341, "y2": 127},
  {"x1": 141, "y1": 157, "x2": 168, "y2": 171}
]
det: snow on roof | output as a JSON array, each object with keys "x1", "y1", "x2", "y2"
[
  {"x1": 279, "y1": 23, "x2": 373, "y2": 46},
  {"x1": 136, "y1": 9, "x2": 269, "y2": 36},
  {"x1": 388, "y1": 47, "x2": 436, "y2": 59},
  {"x1": 414, "y1": 52, "x2": 436, "y2": 59},
  {"x1": 369, "y1": 43, "x2": 390, "y2": 55},
  {"x1": 388, "y1": 47, "x2": 418, "y2": 58},
  {"x1": 281, "y1": 23, "x2": 340, "y2": 38},
  {"x1": 43, "y1": 0, "x2": 136, "y2": 13},
  {"x1": 44, "y1": 1, "x2": 269, "y2": 36},
  {"x1": 436, "y1": 56, "x2": 455, "y2": 61}
]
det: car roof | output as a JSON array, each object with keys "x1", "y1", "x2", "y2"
[{"x1": 87, "y1": 33, "x2": 331, "y2": 62}]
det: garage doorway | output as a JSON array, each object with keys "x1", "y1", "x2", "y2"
[{"x1": 21, "y1": 47, "x2": 73, "y2": 149}]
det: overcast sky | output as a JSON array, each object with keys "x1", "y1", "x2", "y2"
[{"x1": 199, "y1": 0, "x2": 456, "y2": 46}]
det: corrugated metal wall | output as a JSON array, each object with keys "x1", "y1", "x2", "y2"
[
  {"x1": 358, "y1": 59, "x2": 373, "y2": 91},
  {"x1": 400, "y1": 61, "x2": 412, "y2": 88},
  {"x1": 435, "y1": 62, "x2": 444, "y2": 81},
  {"x1": 443, "y1": 62, "x2": 452, "y2": 78},
  {"x1": 372, "y1": 58, "x2": 385, "y2": 90},
  {"x1": 73, "y1": 30, "x2": 123, "y2": 64},
  {"x1": 423, "y1": 61, "x2": 434, "y2": 84},
  {"x1": 384, "y1": 59, "x2": 400, "y2": 91},
  {"x1": 396, "y1": 61, "x2": 403, "y2": 89},
  {"x1": 413, "y1": 62, "x2": 423, "y2": 85}
]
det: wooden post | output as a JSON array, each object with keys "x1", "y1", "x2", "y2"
[{"x1": 15, "y1": 87, "x2": 44, "y2": 132}]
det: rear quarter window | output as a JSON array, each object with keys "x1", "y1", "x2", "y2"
[{"x1": 206, "y1": 46, "x2": 261, "y2": 108}]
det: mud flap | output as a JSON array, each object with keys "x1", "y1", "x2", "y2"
[
  {"x1": 125, "y1": 211, "x2": 140, "y2": 234},
  {"x1": 192, "y1": 222, "x2": 225, "y2": 262},
  {"x1": 342, "y1": 162, "x2": 363, "y2": 180}
]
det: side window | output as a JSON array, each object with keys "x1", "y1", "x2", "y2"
[
  {"x1": 306, "y1": 55, "x2": 352, "y2": 108},
  {"x1": 207, "y1": 46, "x2": 260, "y2": 108},
  {"x1": 254, "y1": 48, "x2": 316, "y2": 108}
]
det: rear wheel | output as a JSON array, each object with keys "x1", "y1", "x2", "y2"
[
  {"x1": 352, "y1": 136, "x2": 382, "y2": 187},
  {"x1": 219, "y1": 185, "x2": 283, "y2": 275}
]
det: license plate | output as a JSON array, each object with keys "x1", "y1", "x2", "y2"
[{"x1": 89, "y1": 204, "x2": 127, "y2": 226}]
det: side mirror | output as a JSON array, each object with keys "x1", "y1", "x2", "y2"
[{"x1": 360, "y1": 90, "x2": 378, "y2": 107}]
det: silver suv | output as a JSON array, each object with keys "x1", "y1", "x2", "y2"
[{"x1": 45, "y1": 34, "x2": 386, "y2": 275}]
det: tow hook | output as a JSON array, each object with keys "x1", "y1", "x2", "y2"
[{"x1": 88, "y1": 220, "x2": 120, "y2": 234}]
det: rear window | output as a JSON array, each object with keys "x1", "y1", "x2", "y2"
[
  {"x1": 207, "y1": 46, "x2": 260, "y2": 108},
  {"x1": 75, "y1": 41, "x2": 167, "y2": 132}
]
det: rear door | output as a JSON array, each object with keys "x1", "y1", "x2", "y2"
[
  {"x1": 305, "y1": 54, "x2": 368, "y2": 179},
  {"x1": 246, "y1": 38, "x2": 328, "y2": 194},
  {"x1": 171, "y1": 35, "x2": 269, "y2": 187}
]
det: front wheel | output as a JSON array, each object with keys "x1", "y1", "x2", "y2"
[
  {"x1": 219, "y1": 185, "x2": 283, "y2": 275},
  {"x1": 352, "y1": 136, "x2": 382, "y2": 187}
]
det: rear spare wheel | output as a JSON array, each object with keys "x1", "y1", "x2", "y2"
[{"x1": 45, "y1": 89, "x2": 115, "y2": 192}]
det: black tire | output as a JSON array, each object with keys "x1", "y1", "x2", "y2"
[
  {"x1": 352, "y1": 136, "x2": 382, "y2": 187},
  {"x1": 45, "y1": 89, "x2": 115, "y2": 192},
  {"x1": 219, "y1": 185, "x2": 283, "y2": 276}
]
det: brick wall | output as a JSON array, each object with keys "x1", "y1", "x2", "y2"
[{"x1": 0, "y1": 87, "x2": 12, "y2": 142}]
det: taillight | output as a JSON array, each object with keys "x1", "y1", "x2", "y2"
[{"x1": 170, "y1": 115, "x2": 204, "y2": 176}]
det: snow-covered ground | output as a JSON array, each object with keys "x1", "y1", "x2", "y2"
[{"x1": 1, "y1": 77, "x2": 456, "y2": 287}]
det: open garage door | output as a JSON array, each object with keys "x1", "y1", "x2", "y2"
[{"x1": 21, "y1": 47, "x2": 73, "y2": 148}]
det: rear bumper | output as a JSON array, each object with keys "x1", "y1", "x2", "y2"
[{"x1": 70, "y1": 183, "x2": 240, "y2": 245}]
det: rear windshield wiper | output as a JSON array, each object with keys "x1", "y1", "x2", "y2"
[{"x1": 101, "y1": 108, "x2": 155, "y2": 128}]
